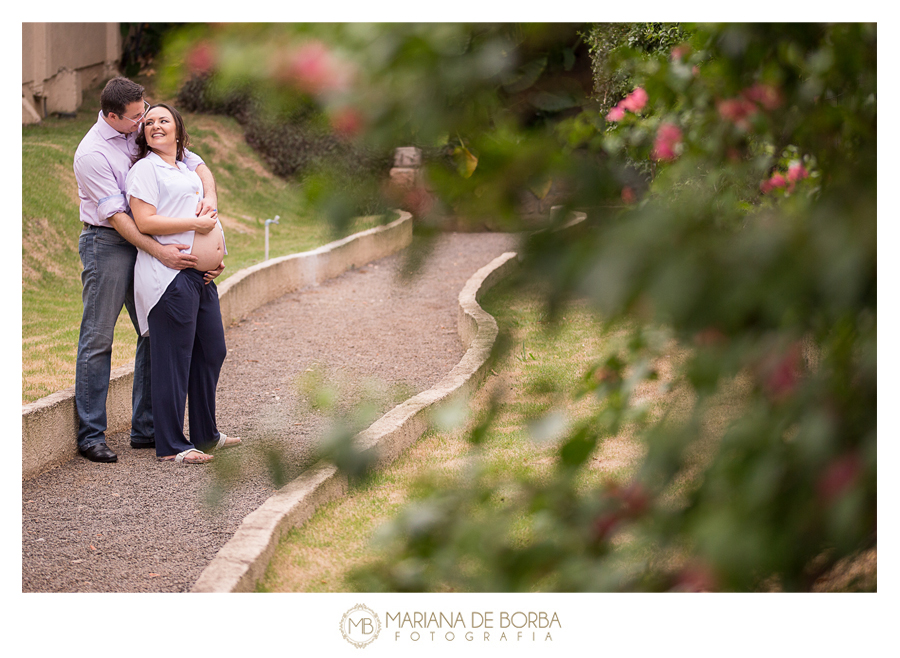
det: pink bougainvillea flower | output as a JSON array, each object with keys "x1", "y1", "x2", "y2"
[
  {"x1": 652, "y1": 123, "x2": 682, "y2": 161},
  {"x1": 606, "y1": 104, "x2": 626, "y2": 122},
  {"x1": 620, "y1": 87, "x2": 648, "y2": 112},
  {"x1": 742, "y1": 83, "x2": 782, "y2": 111},
  {"x1": 186, "y1": 40, "x2": 216, "y2": 75}
]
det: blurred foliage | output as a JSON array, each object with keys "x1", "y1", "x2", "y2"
[
  {"x1": 585, "y1": 23, "x2": 686, "y2": 109},
  {"x1": 120, "y1": 23, "x2": 180, "y2": 78},
  {"x1": 176, "y1": 72, "x2": 394, "y2": 220},
  {"x1": 159, "y1": 22, "x2": 876, "y2": 591}
]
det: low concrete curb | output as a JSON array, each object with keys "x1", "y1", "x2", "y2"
[
  {"x1": 191, "y1": 250, "x2": 520, "y2": 592},
  {"x1": 21, "y1": 213, "x2": 413, "y2": 480}
]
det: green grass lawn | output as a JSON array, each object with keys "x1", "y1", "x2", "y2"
[{"x1": 22, "y1": 109, "x2": 384, "y2": 403}]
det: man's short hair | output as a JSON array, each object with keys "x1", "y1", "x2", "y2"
[{"x1": 100, "y1": 77, "x2": 145, "y2": 118}]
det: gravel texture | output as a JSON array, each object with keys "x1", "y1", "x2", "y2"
[{"x1": 21, "y1": 232, "x2": 518, "y2": 593}]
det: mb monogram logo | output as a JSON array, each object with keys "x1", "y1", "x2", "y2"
[{"x1": 340, "y1": 604, "x2": 382, "y2": 648}]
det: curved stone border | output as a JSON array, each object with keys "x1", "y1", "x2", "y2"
[
  {"x1": 21, "y1": 213, "x2": 413, "y2": 480},
  {"x1": 191, "y1": 250, "x2": 520, "y2": 592}
]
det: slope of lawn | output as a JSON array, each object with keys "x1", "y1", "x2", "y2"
[{"x1": 22, "y1": 108, "x2": 382, "y2": 403}]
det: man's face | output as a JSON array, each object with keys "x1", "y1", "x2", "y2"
[{"x1": 107, "y1": 99, "x2": 149, "y2": 134}]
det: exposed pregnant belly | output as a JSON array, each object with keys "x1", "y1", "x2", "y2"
[{"x1": 192, "y1": 228, "x2": 224, "y2": 272}]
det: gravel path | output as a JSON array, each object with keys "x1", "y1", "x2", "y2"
[{"x1": 22, "y1": 232, "x2": 518, "y2": 593}]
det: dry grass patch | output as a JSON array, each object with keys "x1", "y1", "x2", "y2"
[
  {"x1": 22, "y1": 216, "x2": 74, "y2": 286},
  {"x1": 186, "y1": 114, "x2": 277, "y2": 181},
  {"x1": 22, "y1": 311, "x2": 137, "y2": 403}
]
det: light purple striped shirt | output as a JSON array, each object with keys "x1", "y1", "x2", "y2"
[{"x1": 73, "y1": 111, "x2": 204, "y2": 228}]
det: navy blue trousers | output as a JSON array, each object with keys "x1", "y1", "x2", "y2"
[{"x1": 148, "y1": 268, "x2": 226, "y2": 458}]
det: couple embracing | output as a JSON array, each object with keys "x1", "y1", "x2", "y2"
[{"x1": 73, "y1": 77, "x2": 240, "y2": 465}]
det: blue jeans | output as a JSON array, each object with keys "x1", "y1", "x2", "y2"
[{"x1": 75, "y1": 225, "x2": 153, "y2": 450}]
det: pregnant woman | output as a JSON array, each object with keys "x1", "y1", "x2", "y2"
[{"x1": 126, "y1": 103, "x2": 240, "y2": 464}]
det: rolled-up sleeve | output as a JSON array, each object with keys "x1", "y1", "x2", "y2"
[
  {"x1": 75, "y1": 151, "x2": 129, "y2": 220},
  {"x1": 125, "y1": 160, "x2": 159, "y2": 208},
  {"x1": 182, "y1": 147, "x2": 205, "y2": 172}
]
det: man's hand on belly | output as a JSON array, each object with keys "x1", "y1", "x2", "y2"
[{"x1": 154, "y1": 243, "x2": 199, "y2": 270}]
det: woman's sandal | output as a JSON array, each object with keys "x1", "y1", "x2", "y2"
[
  {"x1": 215, "y1": 432, "x2": 242, "y2": 450},
  {"x1": 158, "y1": 448, "x2": 213, "y2": 464}
]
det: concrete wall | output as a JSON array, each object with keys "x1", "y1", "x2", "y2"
[
  {"x1": 22, "y1": 22, "x2": 121, "y2": 122},
  {"x1": 21, "y1": 213, "x2": 413, "y2": 480}
]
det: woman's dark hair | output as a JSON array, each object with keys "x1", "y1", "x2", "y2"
[
  {"x1": 100, "y1": 77, "x2": 144, "y2": 118},
  {"x1": 133, "y1": 103, "x2": 191, "y2": 164}
]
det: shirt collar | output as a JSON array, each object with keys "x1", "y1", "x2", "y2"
[
  {"x1": 96, "y1": 110, "x2": 133, "y2": 141},
  {"x1": 146, "y1": 150, "x2": 187, "y2": 171}
]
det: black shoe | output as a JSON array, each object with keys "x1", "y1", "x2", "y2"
[
  {"x1": 79, "y1": 443, "x2": 118, "y2": 463},
  {"x1": 130, "y1": 439, "x2": 155, "y2": 449}
]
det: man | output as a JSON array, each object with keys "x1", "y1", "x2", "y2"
[{"x1": 73, "y1": 77, "x2": 223, "y2": 463}]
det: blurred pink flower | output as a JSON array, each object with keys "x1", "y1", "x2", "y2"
[
  {"x1": 289, "y1": 41, "x2": 333, "y2": 93},
  {"x1": 759, "y1": 341, "x2": 801, "y2": 399},
  {"x1": 621, "y1": 186, "x2": 636, "y2": 204},
  {"x1": 402, "y1": 185, "x2": 435, "y2": 219},
  {"x1": 606, "y1": 104, "x2": 626, "y2": 122},
  {"x1": 618, "y1": 482, "x2": 650, "y2": 518},
  {"x1": 652, "y1": 123, "x2": 682, "y2": 161},
  {"x1": 278, "y1": 40, "x2": 352, "y2": 97},
  {"x1": 787, "y1": 162, "x2": 809, "y2": 183},
  {"x1": 693, "y1": 327, "x2": 727, "y2": 347},
  {"x1": 186, "y1": 41, "x2": 216, "y2": 74},
  {"x1": 760, "y1": 172, "x2": 788, "y2": 194},
  {"x1": 621, "y1": 87, "x2": 648, "y2": 112},
  {"x1": 743, "y1": 83, "x2": 782, "y2": 111},
  {"x1": 817, "y1": 453, "x2": 862, "y2": 503},
  {"x1": 672, "y1": 562, "x2": 718, "y2": 592},
  {"x1": 670, "y1": 44, "x2": 691, "y2": 61},
  {"x1": 592, "y1": 511, "x2": 620, "y2": 542},
  {"x1": 329, "y1": 106, "x2": 364, "y2": 138},
  {"x1": 717, "y1": 97, "x2": 757, "y2": 130}
]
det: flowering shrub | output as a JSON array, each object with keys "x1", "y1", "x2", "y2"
[{"x1": 161, "y1": 23, "x2": 876, "y2": 592}]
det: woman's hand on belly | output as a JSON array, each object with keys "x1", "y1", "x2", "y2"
[
  {"x1": 203, "y1": 261, "x2": 225, "y2": 284},
  {"x1": 194, "y1": 210, "x2": 218, "y2": 235}
]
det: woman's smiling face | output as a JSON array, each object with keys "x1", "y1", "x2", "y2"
[{"x1": 143, "y1": 107, "x2": 178, "y2": 153}]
